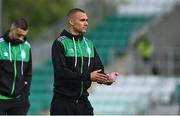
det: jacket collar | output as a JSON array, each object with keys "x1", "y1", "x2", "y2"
[{"x1": 61, "y1": 29, "x2": 83, "y2": 41}]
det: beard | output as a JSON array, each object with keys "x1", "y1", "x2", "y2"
[{"x1": 10, "y1": 38, "x2": 24, "y2": 45}]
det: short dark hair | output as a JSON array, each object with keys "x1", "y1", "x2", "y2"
[
  {"x1": 67, "y1": 8, "x2": 86, "y2": 19},
  {"x1": 12, "y1": 18, "x2": 28, "y2": 30}
]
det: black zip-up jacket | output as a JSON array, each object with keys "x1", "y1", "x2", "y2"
[
  {"x1": 52, "y1": 29, "x2": 104, "y2": 101},
  {"x1": 0, "y1": 31, "x2": 32, "y2": 99}
]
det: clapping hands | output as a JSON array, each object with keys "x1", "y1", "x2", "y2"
[{"x1": 90, "y1": 69, "x2": 120, "y2": 85}]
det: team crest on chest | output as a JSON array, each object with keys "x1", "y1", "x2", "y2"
[{"x1": 21, "y1": 50, "x2": 26, "y2": 59}]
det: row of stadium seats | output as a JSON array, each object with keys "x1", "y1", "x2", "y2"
[
  {"x1": 28, "y1": 63, "x2": 180, "y2": 115},
  {"x1": 89, "y1": 75, "x2": 179, "y2": 115},
  {"x1": 28, "y1": 60, "x2": 53, "y2": 114},
  {"x1": 171, "y1": 83, "x2": 180, "y2": 104},
  {"x1": 27, "y1": 60, "x2": 180, "y2": 115},
  {"x1": 85, "y1": 15, "x2": 154, "y2": 65}
]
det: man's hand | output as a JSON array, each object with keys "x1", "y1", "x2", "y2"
[
  {"x1": 104, "y1": 72, "x2": 119, "y2": 85},
  {"x1": 103, "y1": 79, "x2": 114, "y2": 85},
  {"x1": 107, "y1": 72, "x2": 119, "y2": 81},
  {"x1": 90, "y1": 69, "x2": 108, "y2": 83}
]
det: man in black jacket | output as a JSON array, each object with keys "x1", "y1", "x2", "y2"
[
  {"x1": 0, "y1": 18, "x2": 32, "y2": 115},
  {"x1": 50, "y1": 8, "x2": 119, "y2": 115}
]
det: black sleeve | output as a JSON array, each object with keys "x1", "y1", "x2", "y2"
[
  {"x1": 93, "y1": 47, "x2": 105, "y2": 74},
  {"x1": 52, "y1": 40, "x2": 91, "y2": 81},
  {"x1": 93, "y1": 47, "x2": 106, "y2": 84},
  {"x1": 24, "y1": 49, "x2": 32, "y2": 96}
]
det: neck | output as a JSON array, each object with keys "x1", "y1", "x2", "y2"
[{"x1": 69, "y1": 28, "x2": 81, "y2": 35}]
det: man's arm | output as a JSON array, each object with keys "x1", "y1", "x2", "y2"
[
  {"x1": 24, "y1": 49, "x2": 32, "y2": 96},
  {"x1": 92, "y1": 48, "x2": 119, "y2": 85},
  {"x1": 92, "y1": 48, "x2": 111, "y2": 84},
  {"x1": 92, "y1": 48, "x2": 105, "y2": 72}
]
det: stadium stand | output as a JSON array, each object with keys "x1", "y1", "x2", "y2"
[
  {"x1": 89, "y1": 75, "x2": 180, "y2": 115},
  {"x1": 28, "y1": 60, "x2": 53, "y2": 114},
  {"x1": 171, "y1": 83, "x2": 180, "y2": 104},
  {"x1": 85, "y1": 15, "x2": 154, "y2": 65}
]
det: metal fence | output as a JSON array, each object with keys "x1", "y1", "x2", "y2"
[{"x1": 129, "y1": 47, "x2": 180, "y2": 76}]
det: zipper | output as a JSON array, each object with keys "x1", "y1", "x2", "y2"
[
  {"x1": 76, "y1": 40, "x2": 84, "y2": 103},
  {"x1": 11, "y1": 58, "x2": 17, "y2": 95},
  {"x1": 10, "y1": 46, "x2": 18, "y2": 95}
]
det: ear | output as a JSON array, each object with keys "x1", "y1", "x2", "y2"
[{"x1": 69, "y1": 19, "x2": 74, "y2": 26}]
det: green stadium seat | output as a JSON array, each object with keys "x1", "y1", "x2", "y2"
[
  {"x1": 172, "y1": 84, "x2": 180, "y2": 103},
  {"x1": 86, "y1": 15, "x2": 154, "y2": 65},
  {"x1": 28, "y1": 60, "x2": 54, "y2": 114}
]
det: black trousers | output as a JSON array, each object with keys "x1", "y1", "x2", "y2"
[
  {"x1": 50, "y1": 95, "x2": 94, "y2": 115},
  {"x1": 0, "y1": 95, "x2": 30, "y2": 115}
]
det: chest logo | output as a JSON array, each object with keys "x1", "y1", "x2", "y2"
[
  {"x1": 87, "y1": 47, "x2": 91, "y2": 54},
  {"x1": 21, "y1": 50, "x2": 26, "y2": 59},
  {"x1": 3, "y1": 52, "x2": 9, "y2": 57},
  {"x1": 69, "y1": 48, "x2": 74, "y2": 54}
]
